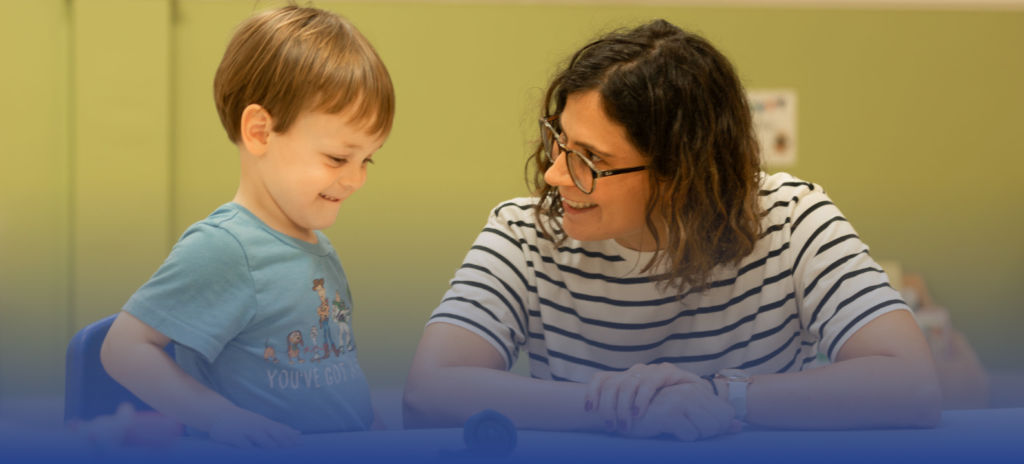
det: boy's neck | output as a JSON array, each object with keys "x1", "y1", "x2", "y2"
[{"x1": 234, "y1": 148, "x2": 319, "y2": 244}]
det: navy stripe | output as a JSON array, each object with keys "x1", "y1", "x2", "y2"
[
  {"x1": 469, "y1": 245, "x2": 528, "y2": 288},
  {"x1": 548, "y1": 349, "x2": 624, "y2": 372},
  {"x1": 482, "y1": 227, "x2": 625, "y2": 263},
  {"x1": 734, "y1": 331, "x2": 801, "y2": 370},
  {"x1": 536, "y1": 269, "x2": 791, "y2": 330},
  {"x1": 815, "y1": 234, "x2": 860, "y2": 257},
  {"x1": 803, "y1": 250, "x2": 868, "y2": 298},
  {"x1": 759, "y1": 181, "x2": 814, "y2": 196},
  {"x1": 450, "y1": 280, "x2": 526, "y2": 338},
  {"x1": 527, "y1": 331, "x2": 546, "y2": 340},
  {"x1": 430, "y1": 312, "x2": 513, "y2": 368},
  {"x1": 791, "y1": 216, "x2": 849, "y2": 276},
  {"x1": 648, "y1": 315, "x2": 799, "y2": 365},
  {"x1": 537, "y1": 256, "x2": 658, "y2": 284},
  {"x1": 776, "y1": 345, "x2": 802, "y2": 373},
  {"x1": 807, "y1": 267, "x2": 885, "y2": 330},
  {"x1": 792, "y1": 200, "x2": 834, "y2": 232},
  {"x1": 541, "y1": 299, "x2": 796, "y2": 352},
  {"x1": 534, "y1": 271, "x2": 677, "y2": 307},
  {"x1": 460, "y1": 263, "x2": 526, "y2": 314},
  {"x1": 550, "y1": 373, "x2": 575, "y2": 382},
  {"x1": 481, "y1": 227, "x2": 522, "y2": 250},
  {"x1": 528, "y1": 352, "x2": 550, "y2": 364},
  {"x1": 826, "y1": 300, "x2": 905, "y2": 360},
  {"x1": 494, "y1": 201, "x2": 533, "y2": 217},
  {"x1": 760, "y1": 217, "x2": 791, "y2": 239},
  {"x1": 763, "y1": 196, "x2": 799, "y2": 216},
  {"x1": 799, "y1": 354, "x2": 819, "y2": 370},
  {"x1": 817, "y1": 282, "x2": 893, "y2": 342}
]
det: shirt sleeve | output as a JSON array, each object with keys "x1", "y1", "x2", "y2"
[
  {"x1": 426, "y1": 201, "x2": 534, "y2": 370},
  {"x1": 788, "y1": 186, "x2": 911, "y2": 363},
  {"x1": 123, "y1": 224, "x2": 257, "y2": 363}
]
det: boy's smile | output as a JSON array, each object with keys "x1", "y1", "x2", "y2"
[{"x1": 235, "y1": 104, "x2": 387, "y2": 243}]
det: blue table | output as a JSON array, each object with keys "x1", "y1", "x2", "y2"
[{"x1": 15, "y1": 408, "x2": 1024, "y2": 463}]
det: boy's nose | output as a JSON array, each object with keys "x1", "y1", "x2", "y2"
[
  {"x1": 338, "y1": 167, "x2": 367, "y2": 192},
  {"x1": 543, "y1": 151, "x2": 574, "y2": 188}
]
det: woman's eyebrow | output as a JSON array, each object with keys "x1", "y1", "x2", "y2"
[{"x1": 574, "y1": 140, "x2": 616, "y2": 159}]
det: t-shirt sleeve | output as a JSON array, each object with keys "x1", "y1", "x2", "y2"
[
  {"x1": 123, "y1": 224, "x2": 257, "y2": 363},
  {"x1": 426, "y1": 201, "x2": 533, "y2": 371},
  {"x1": 788, "y1": 187, "x2": 911, "y2": 363}
]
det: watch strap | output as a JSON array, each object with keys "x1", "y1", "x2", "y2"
[{"x1": 727, "y1": 379, "x2": 748, "y2": 422}]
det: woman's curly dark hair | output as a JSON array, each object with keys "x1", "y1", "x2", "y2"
[{"x1": 528, "y1": 19, "x2": 763, "y2": 296}]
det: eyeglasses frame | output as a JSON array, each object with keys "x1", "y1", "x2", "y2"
[{"x1": 539, "y1": 116, "x2": 647, "y2": 194}]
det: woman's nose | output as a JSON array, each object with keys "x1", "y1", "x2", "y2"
[{"x1": 543, "y1": 151, "x2": 573, "y2": 188}]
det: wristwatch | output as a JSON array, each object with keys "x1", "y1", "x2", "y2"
[{"x1": 714, "y1": 368, "x2": 754, "y2": 422}]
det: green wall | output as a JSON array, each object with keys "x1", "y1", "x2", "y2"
[{"x1": 1, "y1": 0, "x2": 1021, "y2": 396}]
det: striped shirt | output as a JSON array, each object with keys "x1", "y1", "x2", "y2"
[{"x1": 427, "y1": 173, "x2": 909, "y2": 382}]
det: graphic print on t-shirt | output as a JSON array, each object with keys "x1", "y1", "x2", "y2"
[
  {"x1": 262, "y1": 277, "x2": 360, "y2": 390},
  {"x1": 332, "y1": 286, "x2": 356, "y2": 354}
]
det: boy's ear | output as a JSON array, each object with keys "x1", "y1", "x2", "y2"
[{"x1": 240, "y1": 104, "x2": 273, "y2": 156}]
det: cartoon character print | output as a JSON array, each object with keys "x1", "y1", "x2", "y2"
[
  {"x1": 312, "y1": 278, "x2": 338, "y2": 359},
  {"x1": 264, "y1": 339, "x2": 279, "y2": 363},
  {"x1": 332, "y1": 288, "x2": 355, "y2": 353},
  {"x1": 286, "y1": 330, "x2": 305, "y2": 364},
  {"x1": 309, "y1": 326, "x2": 322, "y2": 363}
]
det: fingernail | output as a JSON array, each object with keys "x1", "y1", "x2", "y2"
[
  {"x1": 604, "y1": 420, "x2": 615, "y2": 433},
  {"x1": 632, "y1": 406, "x2": 640, "y2": 417},
  {"x1": 584, "y1": 400, "x2": 593, "y2": 412},
  {"x1": 618, "y1": 420, "x2": 628, "y2": 432}
]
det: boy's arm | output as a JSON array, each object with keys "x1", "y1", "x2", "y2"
[{"x1": 100, "y1": 311, "x2": 302, "y2": 449}]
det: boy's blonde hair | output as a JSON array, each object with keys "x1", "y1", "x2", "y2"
[{"x1": 214, "y1": 5, "x2": 394, "y2": 143}]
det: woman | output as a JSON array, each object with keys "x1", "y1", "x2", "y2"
[{"x1": 404, "y1": 20, "x2": 940, "y2": 440}]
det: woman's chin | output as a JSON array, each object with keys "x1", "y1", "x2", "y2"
[{"x1": 561, "y1": 223, "x2": 606, "y2": 243}]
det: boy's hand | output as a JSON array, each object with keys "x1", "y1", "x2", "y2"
[{"x1": 208, "y1": 409, "x2": 302, "y2": 449}]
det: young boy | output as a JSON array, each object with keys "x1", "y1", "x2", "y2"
[{"x1": 101, "y1": 5, "x2": 394, "y2": 449}]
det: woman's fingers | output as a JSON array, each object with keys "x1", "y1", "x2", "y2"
[
  {"x1": 728, "y1": 419, "x2": 744, "y2": 434},
  {"x1": 668, "y1": 416, "x2": 701, "y2": 442},
  {"x1": 684, "y1": 405, "x2": 719, "y2": 439},
  {"x1": 585, "y1": 371, "x2": 611, "y2": 412},
  {"x1": 598, "y1": 374, "x2": 625, "y2": 431},
  {"x1": 615, "y1": 374, "x2": 644, "y2": 432}
]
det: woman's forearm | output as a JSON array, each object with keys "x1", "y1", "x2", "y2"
[
  {"x1": 742, "y1": 355, "x2": 941, "y2": 429},
  {"x1": 403, "y1": 365, "x2": 603, "y2": 431},
  {"x1": 733, "y1": 311, "x2": 943, "y2": 430}
]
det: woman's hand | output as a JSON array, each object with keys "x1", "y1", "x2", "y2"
[
  {"x1": 208, "y1": 408, "x2": 302, "y2": 449},
  {"x1": 585, "y1": 362, "x2": 704, "y2": 431},
  {"x1": 617, "y1": 383, "x2": 741, "y2": 441}
]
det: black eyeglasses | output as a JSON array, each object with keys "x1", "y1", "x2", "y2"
[{"x1": 539, "y1": 116, "x2": 646, "y2": 194}]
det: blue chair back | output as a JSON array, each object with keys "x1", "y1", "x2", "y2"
[{"x1": 64, "y1": 314, "x2": 176, "y2": 422}]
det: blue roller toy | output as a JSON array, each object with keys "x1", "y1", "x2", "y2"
[{"x1": 439, "y1": 409, "x2": 517, "y2": 459}]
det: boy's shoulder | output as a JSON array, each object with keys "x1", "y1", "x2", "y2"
[
  {"x1": 180, "y1": 202, "x2": 275, "y2": 248},
  {"x1": 178, "y1": 202, "x2": 334, "y2": 260}
]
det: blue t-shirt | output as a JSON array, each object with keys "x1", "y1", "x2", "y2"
[{"x1": 123, "y1": 203, "x2": 372, "y2": 435}]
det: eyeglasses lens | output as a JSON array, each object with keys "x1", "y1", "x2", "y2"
[{"x1": 567, "y1": 152, "x2": 594, "y2": 193}]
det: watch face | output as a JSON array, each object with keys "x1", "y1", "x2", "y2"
[{"x1": 719, "y1": 368, "x2": 751, "y2": 380}]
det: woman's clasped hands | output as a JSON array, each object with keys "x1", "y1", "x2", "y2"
[{"x1": 585, "y1": 363, "x2": 743, "y2": 441}]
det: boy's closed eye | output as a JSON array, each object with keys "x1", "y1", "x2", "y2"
[{"x1": 325, "y1": 154, "x2": 376, "y2": 165}]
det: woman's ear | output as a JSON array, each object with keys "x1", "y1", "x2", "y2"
[{"x1": 240, "y1": 104, "x2": 273, "y2": 156}]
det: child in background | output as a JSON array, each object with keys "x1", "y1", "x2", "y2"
[{"x1": 100, "y1": 5, "x2": 394, "y2": 449}]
